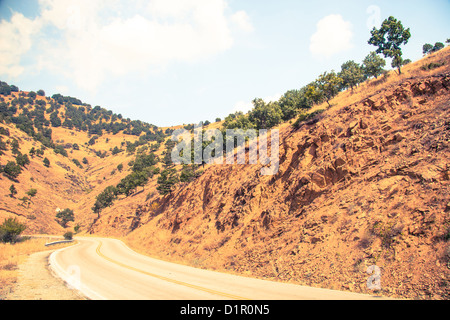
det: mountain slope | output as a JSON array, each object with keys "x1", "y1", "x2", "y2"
[{"x1": 121, "y1": 49, "x2": 450, "y2": 299}]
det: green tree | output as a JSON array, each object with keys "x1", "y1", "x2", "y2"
[
  {"x1": 117, "y1": 171, "x2": 149, "y2": 196},
  {"x1": 16, "y1": 153, "x2": 30, "y2": 167},
  {"x1": 391, "y1": 55, "x2": 404, "y2": 71},
  {"x1": 278, "y1": 88, "x2": 311, "y2": 121},
  {"x1": 223, "y1": 112, "x2": 255, "y2": 131},
  {"x1": 363, "y1": 52, "x2": 386, "y2": 79},
  {"x1": 10, "y1": 139, "x2": 20, "y2": 155},
  {"x1": 305, "y1": 82, "x2": 324, "y2": 105},
  {"x1": 368, "y1": 16, "x2": 411, "y2": 74},
  {"x1": 9, "y1": 184, "x2": 17, "y2": 198},
  {"x1": 63, "y1": 231, "x2": 73, "y2": 240},
  {"x1": 37, "y1": 89, "x2": 45, "y2": 96},
  {"x1": 3, "y1": 161, "x2": 22, "y2": 179},
  {"x1": 43, "y1": 157, "x2": 50, "y2": 167},
  {"x1": 112, "y1": 146, "x2": 122, "y2": 155},
  {"x1": 26, "y1": 188, "x2": 37, "y2": 199},
  {"x1": 50, "y1": 111, "x2": 61, "y2": 127},
  {"x1": 339, "y1": 60, "x2": 365, "y2": 91},
  {"x1": 314, "y1": 71, "x2": 343, "y2": 107},
  {"x1": 423, "y1": 43, "x2": 433, "y2": 55},
  {"x1": 180, "y1": 165, "x2": 200, "y2": 183},
  {"x1": 92, "y1": 186, "x2": 118, "y2": 214},
  {"x1": 157, "y1": 168, "x2": 179, "y2": 195},
  {"x1": 0, "y1": 218, "x2": 26, "y2": 243},
  {"x1": 56, "y1": 208, "x2": 75, "y2": 228},
  {"x1": 248, "y1": 99, "x2": 283, "y2": 130},
  {"x1": 53, "y1": 144, "x2": 68, "y2": 157},
  {"x1": 432, "y1": 42, "x2": 445, "y2": 53},
  {"x1": 132, "y1": 153, "x2": 157, "y2": 172},
  {"x1": 28, "y1": 91, "x2": 37, "y2": 100}
]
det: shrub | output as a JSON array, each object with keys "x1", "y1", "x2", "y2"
[
  {"x1": 63, "y1": 231, "x2": 73, "y2": 240},
  {"x1": 16, "y1": 153, "x2": 30, "y2": 167},
  {"x1": 53, "y1": 144, "x2": 68, "y2": 157},
  {"x1": 293, "y1": 109, "x2": 325, "y2": 129},
  {"x1": 432, "y1": 42, "x2": 445, "y2": 53},
  {"x1": 0, "y1": 218, "x2": 26, "y2": 243},
  {"x1": 3, "y1": 161, "x2": 22, "y2": 179},
  {"x1": 421, "y1": 62, "x2": 445, "y2": 71},
  {"x1": 72, "y1": 158, "x2": 83, "y2": 168},
  {"x1": 88, "y1": 136, "x2": 98, "y2": 146},
  {"x1": 112, "y1": 146, "x2": 122, "y2": 155},
  {"x1": 92, "y1": 186, "x2": 118, "y2": 214},
  {"x1": 9, "y1": 184, "x2": 17, "y2": 197},
  {"x1": 56, "y1": 208, "x2": 75, "y2": 228},
  {"x1": 26, "y1": 188, "x2": 37, "y2": 198}
]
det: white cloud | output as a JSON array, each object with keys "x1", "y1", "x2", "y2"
[
  {"x1": 232, "y1": 93, "x2": 282, "y2": 114},
  {"x1": 54, "y1": 85, "x2": 69, "y2": 94},
  {"x1": 0, "y1": 12, "x2": 42, "y2": 77},
  {"x1": 310, "y1": 14, "x2": 353, "y2": 59},
  {"x1": 0, "y1": 0, "x2": 253, "y2": 91},
  {"x1": 232, "y1": 100, "x2": 253, "y2": 113},
  {"x1": 231, "y1": 11, "x2": 254, "y2": 33},
  {"x1": 263, "y1": 93, "x2": 282, "y2": 103}
]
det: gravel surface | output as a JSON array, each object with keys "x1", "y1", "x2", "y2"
[{"x1": 4, "y1": 249, "x2": 86, "y2": 300}]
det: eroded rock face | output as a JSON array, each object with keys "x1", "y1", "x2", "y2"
[{"x1": 95, "y1": 71, "x2": 450, "y2": 299}]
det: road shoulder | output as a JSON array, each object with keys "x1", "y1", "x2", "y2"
[{"x1": 4, "y1": 249, "x2": 86, "y2": 300}]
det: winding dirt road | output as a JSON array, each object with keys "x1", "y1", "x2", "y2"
[{"x1": 49, "y1": 237, "x2": 382, "y2": 300}]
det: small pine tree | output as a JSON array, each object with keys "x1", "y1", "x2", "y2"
[{"x1": 43, "y1": 157, "x2": 50, "y2": 167}]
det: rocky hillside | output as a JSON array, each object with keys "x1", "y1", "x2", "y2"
[
  {"x1": 1, "y1": 47, "x2": 449, "y2": 300},
  {"x1": 119, "y1": 50, "x2": 449, "y2": 300}
]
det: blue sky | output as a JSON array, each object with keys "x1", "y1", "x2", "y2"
[{"x1": 0, "y1": 0, "x2": 449, "y2": 127}]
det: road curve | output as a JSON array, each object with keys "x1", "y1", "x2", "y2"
[{"x1": 49, "y1": 237, "x2": 382, "y2": 300}]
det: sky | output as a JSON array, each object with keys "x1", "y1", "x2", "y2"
[{"x1": 0, "y1": 0, "x2": 449, "y2": 127}]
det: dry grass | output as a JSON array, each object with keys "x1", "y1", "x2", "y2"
[{"x1": 0, "y1": 237, "x2": 74, "y2": 297}]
